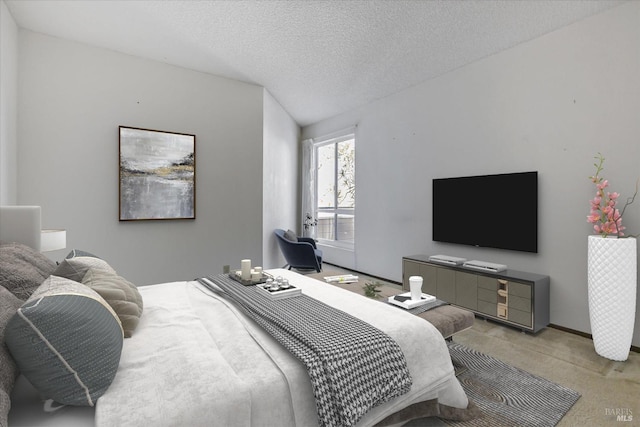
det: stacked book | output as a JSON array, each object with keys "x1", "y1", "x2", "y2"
[{"x1": 324, "y1": 274, "x2": 359, "y2": 284}]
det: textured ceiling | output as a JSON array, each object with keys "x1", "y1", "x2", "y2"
[{"x1": 5, "y1": 0, "x2": 626, "y2": 126}]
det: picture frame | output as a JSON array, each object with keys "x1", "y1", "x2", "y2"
[{"x1": 119, "y1": 126, "x2": 196, "y2": 221}]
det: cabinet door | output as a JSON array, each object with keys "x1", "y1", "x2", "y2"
[
  {"x1": 477, "y1": 276, "x2": 498, "y2": 291},
  {"x1": 477, "y1": 300, "x2": 497, "y2": 316},
  {"x1": 509, "y1": 281, "x2": 531, "y2": 299},
  {"x1": 509, "y1": 295, "x2": 531, "y2": 312},
  {"x1": 507, "y1": 281, "x2": 532, "y2": 327},
  {"x1": 402, "y1": 260, "x2": 421, "y2": 291},
  {"x1": 402, "y1": 260, "x2": 437, "y2": 296},
  {"x1": 508, "y1": 309, "x2": 532, "y2": 328},
  {"x1": 420, "y1": 264, "x2": 438, "y2": 296},
  {"x1": 436, "y1": 267, "x2": 456, "y2": 302},
  {"x1": 455, "y1": 272, "x2": 478, "y2": 310}
]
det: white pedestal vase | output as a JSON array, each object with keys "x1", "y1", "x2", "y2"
[
  {"x1": 587, "y1": 235, "x2": 637, "y2": 361},
  {"x1": 302, "y1": 227, "x2": 316, "y2": 240}
]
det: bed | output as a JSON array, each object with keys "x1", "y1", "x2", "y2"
[{"x1": 1, "y1": 211, "x2": 472, "y2": 427}]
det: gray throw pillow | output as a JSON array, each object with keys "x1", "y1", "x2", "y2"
[
  {"x1": 0, "y1": 242, "x2": 56, "y2": 300},
  {"x1": 0, "y1": 287, "x2": 23, "y2": 427},
  {"x1": 5, "y1": 276, "x2": 123, "y2": 406},
  {"x1": 284, "y1": 229, "x2": 298, "y2": 242}
]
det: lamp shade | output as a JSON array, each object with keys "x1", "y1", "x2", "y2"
[{"x1": 41, "y1": 229, "x2": 66, "y2": 252}]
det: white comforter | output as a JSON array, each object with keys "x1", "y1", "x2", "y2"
[{"x1": 95, "y1": 269, "x2": 468, "y2": 427}]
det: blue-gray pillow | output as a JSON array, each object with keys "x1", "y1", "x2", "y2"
[
  {"x1": 5, "y1": 276, "x2": 123, "y2": 406},
  {"x1": 65, "y1": 249, "x2": 100, "y2": 259},
  {"x1": 53, "y1": 256, "x2": 116, "y2": 283}
]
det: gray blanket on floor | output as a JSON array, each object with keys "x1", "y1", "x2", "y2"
[{"x1": 200, "y1": 274, "x2": 412, "y2": 427}]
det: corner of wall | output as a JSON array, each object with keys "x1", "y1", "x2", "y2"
[
  {"x1": 262, "y1": 90, "x2": 301, "y2": 269},
  {"x1": 0, "y1": 0, "x2": 18, "y2": 205}
]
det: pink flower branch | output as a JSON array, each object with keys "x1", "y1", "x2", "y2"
[{"x1": 587, "y1": 153, "x2": 637, "y2": 238}]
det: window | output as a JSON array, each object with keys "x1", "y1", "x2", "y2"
[{"x1": 314, "y1": 133, "x2": 355, "y2": 248}]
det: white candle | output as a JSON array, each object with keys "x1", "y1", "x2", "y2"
[{"x1": 241, "y1": 259, "x2": 251, "y2": 280}]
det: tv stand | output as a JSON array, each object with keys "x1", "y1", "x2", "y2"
[{"x1": 403, "y1": 254, "x2": 550, "y2": 333}]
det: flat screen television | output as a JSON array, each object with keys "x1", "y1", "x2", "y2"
[{"x1": 432, "y1": 171, "x2": 538, "y2": 253}]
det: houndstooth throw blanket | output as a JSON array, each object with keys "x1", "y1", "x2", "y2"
[{"x1": 198, "y1": 275, "x2": 412, "y2": 427}]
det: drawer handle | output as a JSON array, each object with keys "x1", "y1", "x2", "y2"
[
  {"x1": 497, "y1": 289, "x2": 508, "y2": 297},
  {"x1": 497, "y1": 304, "x2": 508, "y2": 318}
]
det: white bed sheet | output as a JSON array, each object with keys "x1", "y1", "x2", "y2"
[{"x1": 10, "y1": 269, "x2": 468, "y2": 427}]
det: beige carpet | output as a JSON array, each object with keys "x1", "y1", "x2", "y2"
[{"x1": 454, "y1": 319, "x2": 639, "y2": 426}]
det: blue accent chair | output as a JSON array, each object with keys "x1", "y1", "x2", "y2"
[{"x1": 274, "y1": 229, "x2": 323, "y2": 272}]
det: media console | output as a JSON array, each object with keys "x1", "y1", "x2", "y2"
[{"x1": 403, "y1": 254, "x2": 550, "y2": 333}]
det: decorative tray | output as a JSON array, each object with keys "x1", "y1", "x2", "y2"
[
  {"x1": 228, "y1": 271, "x2": 270, "y2": 286},
  {"x1": 388, "y1": 292, "x2": 436, "y2": 309},
  {"x1": 256, "y1": 283, "x2": 302, "y2": 300}
]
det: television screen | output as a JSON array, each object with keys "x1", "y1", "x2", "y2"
[{"x1": 432, "y1": 171, "x2": 538, "y2": 253}]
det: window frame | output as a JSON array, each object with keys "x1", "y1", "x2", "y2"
[{"x1": 313, "y1": 132, "x2": 355, "y2": 250}]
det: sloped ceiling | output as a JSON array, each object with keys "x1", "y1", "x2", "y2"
[{"x1": 5, "y1": 0, "x2": 626, "y2": 126}]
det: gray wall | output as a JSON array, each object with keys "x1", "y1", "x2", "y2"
[
  {"x1": 303, "y1": 2, "x2": 640, "y2": 346},
  {"x1": 263, "y1": 91, "x2": 300, "y2": 269},
  {"x1": 11, "y1": 29, "x2": 297, "y2": 285},
  {"x1": 0, "y1": 1, "x2": 18, "y2": 205}
]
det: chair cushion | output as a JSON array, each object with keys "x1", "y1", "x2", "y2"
[{"x1": 283, "y1": 229, "x2": 298, "y2": 242}]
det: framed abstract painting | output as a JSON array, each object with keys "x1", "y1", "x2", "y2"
[{"x1": 119, "y1": 126, "x2": 196, "y2": 221}]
